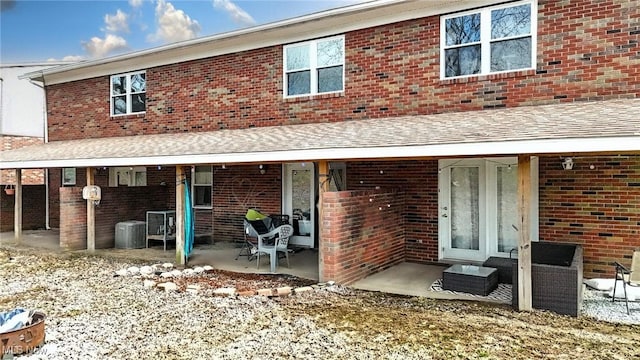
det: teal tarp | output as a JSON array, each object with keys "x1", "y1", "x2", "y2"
[{"x1": 184, "y1": 180, "x2": 195, "y2": 261}]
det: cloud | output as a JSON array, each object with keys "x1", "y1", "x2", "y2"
[
  {"x1": 46, "y1": 55, "x2": 86, "y2": 62},
  {"x1": 148, "y1": 0, "x2": 201, "y2": 43},
  {"x1": 0, "y1": 0, "x2": 16, "y2": 12},
  {"x1": 82, "y1": 34, "x2": 128, "y2": 59},
  {"x1": 104, "y1": 9, "x2": 130, "y2": 33},
  {"x1": 129, "y1": 0, "x2": 144, "y2": 8},
  {"x1": 213, "y1": 0, "x2": 256, "y2": 26}
]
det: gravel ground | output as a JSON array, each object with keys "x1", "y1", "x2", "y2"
[{"x1": 1, "y1": 247, "x2": 639, "y2": 360}]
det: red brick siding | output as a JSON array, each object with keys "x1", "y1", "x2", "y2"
[
  {"x1": 538, "y1": 155, "x2": 640, "y2": 278},
  {"x1": 0, "y1": 135, "x2": 44, "y2": 185},
  {"x1": 48, "y1": 169, "x2": 61, "y2": 228},
  {"x1": 38, "y1": 0, "x2": 640, "y2": 272},
  {"x1": 59, "y1": 187, "x2": 86, "y2": 250},
  {"x1": 56, "y1": 167, "x2": 177, "y2": 248},
  {"x1": 0, "y1": 185, "x2": 46, "y2": 232},
  {"x1": 321, "y1": 190, "x2": 405, "y2": 284},
  {"x1": 347, "y1": 161, "x2": 439, "y2": 264},
  {"x1": 212, "y1": 165, "x2": 282, "y2": 243},
  {"x1": 46, "y1": 0, "x2": 639, "y2": 142}
]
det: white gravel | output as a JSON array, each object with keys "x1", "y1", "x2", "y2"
[
  {"x1": 1, "y1": 249, "x2": 638, "y2": 359},
  {"x1": 1, "y1": 251, "x2": 429, "y2": 360},
  {"x1": 582, "y1": 288, "x2": 640, "y2": 325}
]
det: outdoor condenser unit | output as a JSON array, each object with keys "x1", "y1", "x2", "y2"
[{"x1": 115, "y1": 220, "x2": 146, "y2": 249}]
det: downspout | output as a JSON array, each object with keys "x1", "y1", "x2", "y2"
[{"x1": 30, "y1": 71, "x2": 50, "y2": 229}]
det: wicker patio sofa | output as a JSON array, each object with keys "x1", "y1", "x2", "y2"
[{"x1": 511, "y1": 241, "x2": 583, "y2": 317}]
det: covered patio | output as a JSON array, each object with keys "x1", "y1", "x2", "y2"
[{"x1": 0, "y1": 230, "x2": 511, "y2": 303}]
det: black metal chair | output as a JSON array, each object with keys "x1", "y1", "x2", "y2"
[{"x1": 613, "y1": 250, "x2": 640, "y2": 315}]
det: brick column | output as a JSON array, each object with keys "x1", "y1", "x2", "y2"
[{"x1": 59, "y1": 187, "x2": 87, "y2": 250}]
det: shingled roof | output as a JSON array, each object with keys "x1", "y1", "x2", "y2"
[{"x1": 1, "y1": 99, "x2": 639, "y2": 169}]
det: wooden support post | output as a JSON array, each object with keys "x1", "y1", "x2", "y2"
[
  {"x1": 517, "y1": 155, "x2": 532, "y2": 311},
  {"x1": 317, "y1": 160, "x2": 329, "y2": 281},
  {"x1": 86, "y1": 167, "x2": 95, "y2": 251},
  {"x1": 175, "y1": 166, "x2": 186, "y2": 265},
  {"x1": 14, "y1": 169, "x2": 22, "y2": 243}
]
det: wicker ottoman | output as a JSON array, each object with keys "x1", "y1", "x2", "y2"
[
  {"x1": 482, "y1": 257, "x2": 517, "y2": 284},
  {"x1": 442, "y1": 264, "x2": 498, "y2": 296}
]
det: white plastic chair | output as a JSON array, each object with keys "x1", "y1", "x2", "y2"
[{"x1": 257, "y1": 224, "x2": 293, "y2": 273}]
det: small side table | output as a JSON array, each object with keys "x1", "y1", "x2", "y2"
[{"x1": 442, "y1": 264, "x2": 498, "y2": 296}]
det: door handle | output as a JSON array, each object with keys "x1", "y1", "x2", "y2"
[{"x1": 442, "y1": 214, "x2": 448, "y2": 218}]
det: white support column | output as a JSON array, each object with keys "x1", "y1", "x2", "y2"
[
  {"x1": 14, "y1": 169, "x2": 22, "y2": 243},
  {"x1": 175, "y1": 166, "x2": 186, "y2": 265},
  {"x1": 517, "y1": 155, "x2": 532, "y2": 311},
  {"x1": 86, "y1": 167, "x2": 95, "y2": 251}
]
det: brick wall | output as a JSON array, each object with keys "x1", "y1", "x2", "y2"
[
  {"x1": 0, "y1": 185, "x2": 46, "y2": 232},
  {"x1": 45, "y1": 0, "x2": 639, "y2": 142},
  {"x1": 59, "y1": 187, "x2": 86, "y2": 250},
  {"x1": 212, "y1": 165, "x2": 282, "y2": 243},
  {"x1": 0, "y1": 135, "x2": 44, "y2": 185},
  {"x1": 37, "y1": 0, "x2": 640, "y2": 273},
  {"x1": 538, "y1": 155, "x2": 640, "y2": 278},
  {"x1": 321, "y1": 189, "x2": 405, "y2": 284},
  {"x1": 347, "y1": 160, "x2": 439, "y2": 263},
  {"x1": 55, "y1": 167, "x2": 177, "y2": 249}
]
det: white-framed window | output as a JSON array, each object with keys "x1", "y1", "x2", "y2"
[
  {"x1": 111, "y1": 71, "x2": 146, "y2": 116},
  {"x1": 192, "y1": 166, "x2": 212, "y2": 208},
  {"x1": 62, "y1": 168, "x2": 76, "y2": 186},
  {"x1": 440, "y1": 0, "x2": 536, "y2": 79},
  {"x1": 283, "y1": 35, "x2": 345, "y2": 97},
  {"x1": 108, "y1": 167, "x2": 147, "y2": 187}
]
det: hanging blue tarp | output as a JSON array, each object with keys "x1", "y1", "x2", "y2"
[{"x1": 184, "y1": 179, "x2": 195, "y2": 261}]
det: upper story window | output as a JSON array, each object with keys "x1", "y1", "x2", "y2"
[
  {"x1": 441, "y1": 1, "x2": 536, "y2": 79},
  {"x1": 283, "y1": 35, "x2": 345, "y2": 97},
  {"x1": 111, "y1": 71, "x2": 146, "y2": 116}
]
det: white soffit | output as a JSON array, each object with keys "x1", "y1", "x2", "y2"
[{"x1": 24, "y1": 0, "x2": 507, "y2": 85}]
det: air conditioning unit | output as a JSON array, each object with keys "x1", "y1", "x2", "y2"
[{"x1": 115, "y1": 220, "x2": 146, "y2": 249}]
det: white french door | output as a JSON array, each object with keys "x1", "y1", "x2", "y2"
[
  {"x1": 282, "y1": 163, "x2": 315, "y2": 248},
  {"x1": 439, "y1": 157, "x2": 538, "y2": 262},
  {"x1": 439, "y1": 159, "x2": 487, "y2": 261}
]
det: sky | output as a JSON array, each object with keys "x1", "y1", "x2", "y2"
[{"x1": 0, "y1": 0, "x2": 364, "y2": 63}]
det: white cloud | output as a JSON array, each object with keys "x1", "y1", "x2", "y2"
[
  {"x1": 104, "y1": 9, "x2": 129, "y2": 33},
  {"x1": 129, "y1": 0, "x2": 144, "y2": 8},
  {"x1": 82, "y1": 34, "x2": 128, "y2": 59},
  {"x1": 46, "y1": 55, "x2": 85, "y2": 62},
  {"x1": 62, "y1": 55, "x2": 86, "y2": 61},
  {"x1": 148, "y1": 0, "x2": 201, "y2": 43},
  {"x1": 213, "y1": 0, "x2": 256, "y2": 26}
]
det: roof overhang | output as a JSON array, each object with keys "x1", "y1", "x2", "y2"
[
  {"x1": 2, "y1": 99, "x2": 639, "y2": 169},
  {"x1": 21, "y1": 0, "x2": 507, "y2": 85}
]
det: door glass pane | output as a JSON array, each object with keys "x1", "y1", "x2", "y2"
[
  {"x1": 450, "y1": 167, "x2": 479, "y2": 250},
  {"x1": 497, "y1": 166, "x2": 518, "y2": 252},
  {"x1": 292, "y1": 169, "x2": 311, "y2": 235}
]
